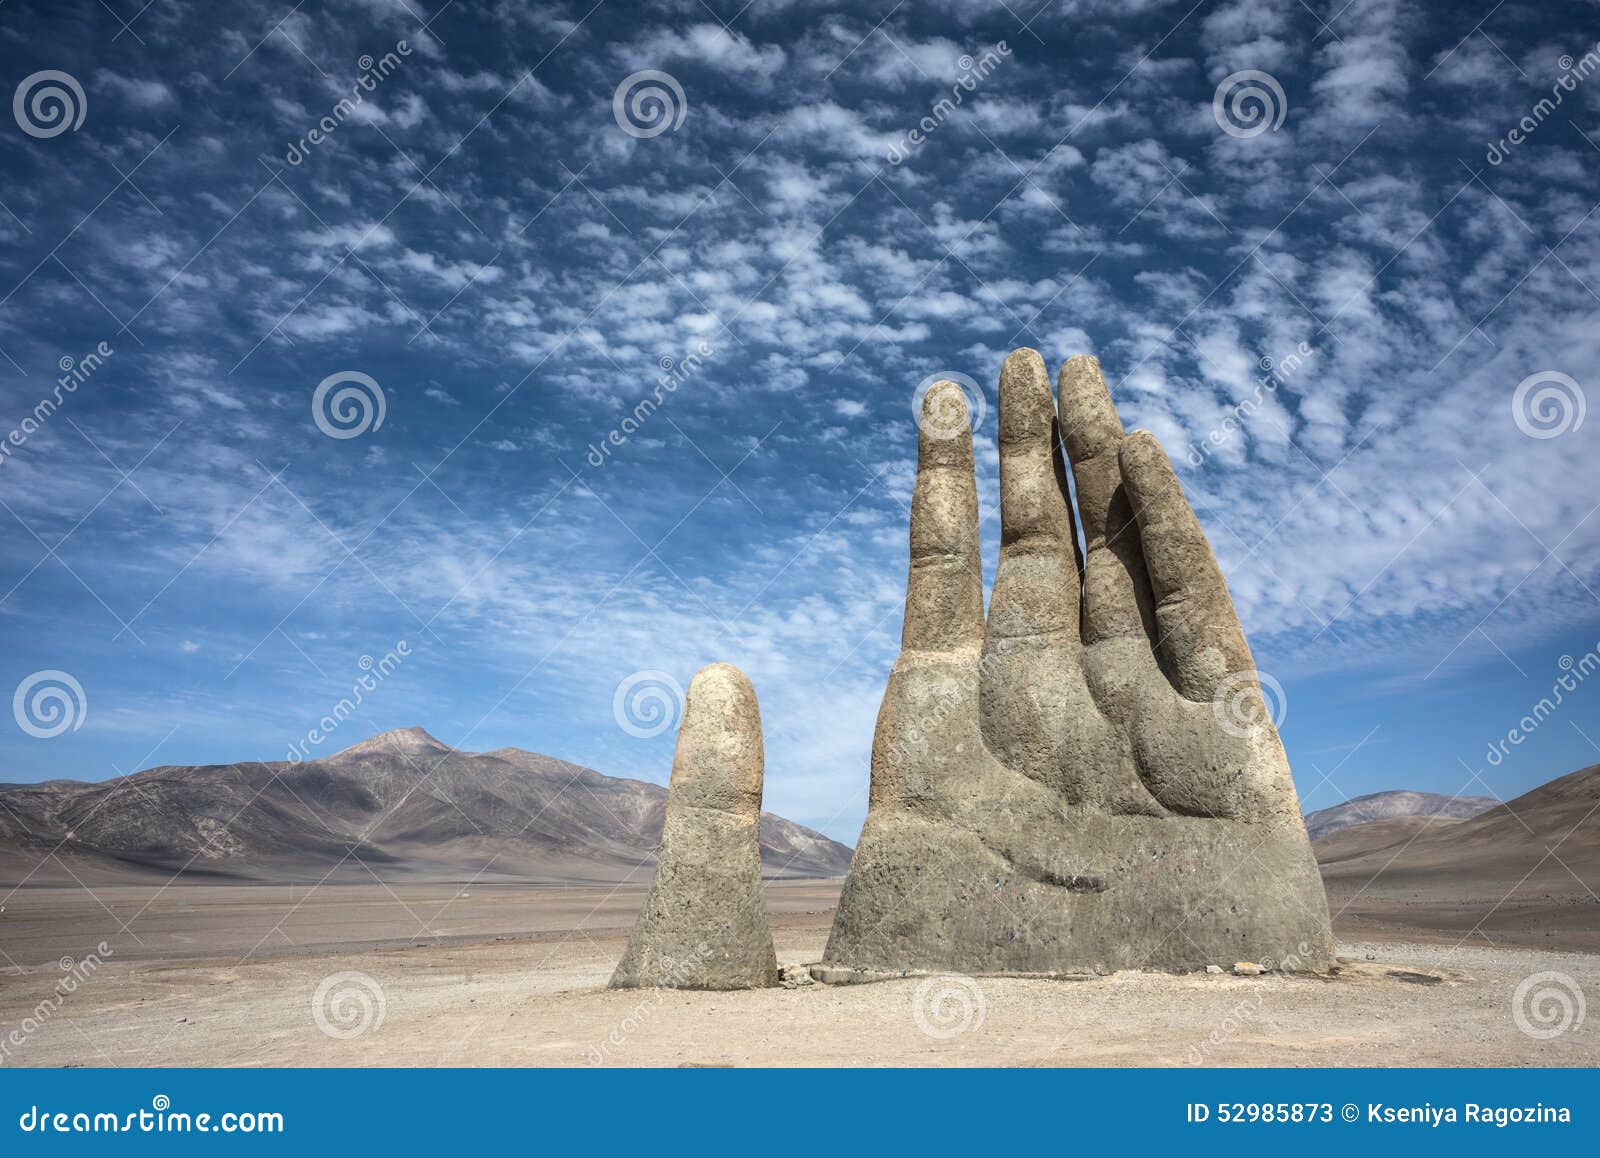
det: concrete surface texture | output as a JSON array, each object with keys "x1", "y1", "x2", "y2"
[
  {"x1": 822, "y1": 349, "x2": 1335, "y2": 978},
  {"x1": 611, "y1": 664, "x2": 780, "y2": 990}
]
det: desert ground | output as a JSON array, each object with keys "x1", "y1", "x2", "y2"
[{"x1": 2, "y1": 879, "x2": 1596, "y2": 1067}]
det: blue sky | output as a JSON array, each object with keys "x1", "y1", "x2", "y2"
[{"x1": 1, "y1": 0, "x2": 1597, "y2": 843}]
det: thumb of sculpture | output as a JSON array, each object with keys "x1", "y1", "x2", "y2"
[{"x1": 610, "y1": 663, "x2": 779, "y2": 990}]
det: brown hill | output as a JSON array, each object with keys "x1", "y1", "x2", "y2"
[
  {"x1": 1303, "y1": 789, "x2": 1497, "y2": 841},
  {"x1": 0, "y1": 727, "x2": 853, "y2": 885},
  {"x1": 1317, "y1": 764, "x2": 1600, "y2": 952},
  {"x1": 1312, "y1": 815, "x2": 1466, "y2": 866},
  {"x1": 1317, "y1": 764, "x2": 1599, "y2": 888}
]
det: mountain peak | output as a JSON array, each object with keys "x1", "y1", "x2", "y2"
[
  {"x1": 328, "y1": 726, "x2": 453, "y2": 761},
  {"x1": 0, "y1": 728, "x2": 855, "y2": 884}
]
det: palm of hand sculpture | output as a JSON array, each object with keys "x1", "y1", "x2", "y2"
[{"x1": 821, "y1": 350, "x2": 1334, "y2": 978}]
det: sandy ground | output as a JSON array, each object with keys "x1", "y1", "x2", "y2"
[
  {"x1": 2, "y1": 880, "x2": 1597, "y2": 1067},
  {"x1": 1324, "y1": 883, "x2": 1600, "y2": 955}
]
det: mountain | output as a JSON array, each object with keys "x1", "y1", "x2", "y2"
[
  {"x1": 1315, "y1": 764, "x2": 1600, "y2": 890},
  {"x1": 1302, "y1": 789, "x2": 1498, "y2": 841},
  {"x1": 1311, "y1": 815, "x2": 1467, "y2": 865},
  {"x1": 0, "y1": 728, "x2": 853, "y2": 885}
]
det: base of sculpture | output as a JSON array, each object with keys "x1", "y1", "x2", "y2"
[
  {"x1": 821, "y1": 809, "x2": 1334, "y2": 977},
  {"x1": 809, "y1": 964, "x2": 1104, "y2": 984}
]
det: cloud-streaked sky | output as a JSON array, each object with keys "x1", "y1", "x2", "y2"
[{"x1": 1, "y1": 0, "x2": 1597, "y2": 842}]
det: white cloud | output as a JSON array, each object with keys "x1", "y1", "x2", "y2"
[{"x1": 100, "y1": 71, "x2": 176, "y2": 108}]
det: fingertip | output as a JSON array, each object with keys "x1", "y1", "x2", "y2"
[
  {"x1": 921, "y1": 378, "x2": 969, "y2": 422},
  {"x1": 1119, "y1": 427, "x2": 1165, "y2": 466},
  {"x1": 675, "y1": 662, "x2": 763, "y2": 810},
  {"x1": 1057, "y1": 355, "x2": 1123, "y2": 460},
  {"x1": 999, "y1": 348, "x2": 1054, "y2": 441},
  {"x1": 690, "y1": 661, "x2": 753, "y2": 697},
  {"x1": 917, "y1": 380, "x2": 976, "y2": 467},
  {"x1": 1118, "y1": 429, "x2": 1178, "y2": 505},
  {"x1": 1002, "y1": 347, "x2": 1047, "y2": 377}
]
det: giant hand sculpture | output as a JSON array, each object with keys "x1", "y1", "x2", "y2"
[{"x1": 820, "y1": 350, "x2": 1334, "y2": 978}]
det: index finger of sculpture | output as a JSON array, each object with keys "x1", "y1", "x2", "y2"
[
  {"x1": 1118, "y1": 431, "x2": 1256, "y2": 703},
  {"x1": 903, "y1": 381, "x2": 985, "y2": 654}
]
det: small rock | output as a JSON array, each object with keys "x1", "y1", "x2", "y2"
[
  {"x1": 1205, "y1": 964, "x2": 1223, "y2": 974},
  {"x1": 1232, "y1": 961, "x2": 1266, "y2": 976},
  {"x1": 779, "y1": 964, "x2": 815, "y2": 989},
  {"x1": 1386, "y1": 969, "x2": 1444, "y2": 986}
]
